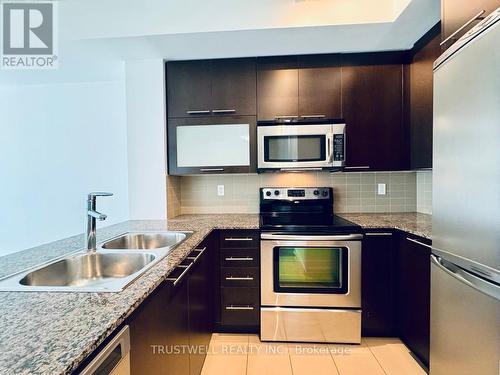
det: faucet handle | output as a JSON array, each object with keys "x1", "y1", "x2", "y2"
[{"x1": 88, "y1": 192, "x2": 113, "y2": 200}]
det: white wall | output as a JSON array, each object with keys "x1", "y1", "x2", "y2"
[
  {"x1": 0, "y1": 78, "x2": 129, "y2": 256},
  {"x1": 125, "y1": 59, "x2": 167, "y2": 220}
]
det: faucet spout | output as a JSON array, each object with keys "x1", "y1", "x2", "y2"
[{"x1": 86, "y1": 192, "x2": 113, "y2": 252}]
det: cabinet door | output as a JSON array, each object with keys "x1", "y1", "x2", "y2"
[
  {"x1": 167, "y1": 115, "x2": 257, "y2": 175},
  {"x1": 167, "y1": 60, "x2": 212, "y2": 118},
  {"x1": 211, "y1": 58, "x2": 256, "y2": 116},
  {"x1": 410, "y1": 29, "x2": 441, "y2": 169},
  {"x1": 342, "y1": 64, "x2": 408, "y2": 171},
  {"x1": 441, "y1": 0, "x2": 499, "y2": 50},
  {"x1": 397, "y1": 235, "x2": 431, "y2": 368},
  {"x1": 188, "y1": 244, "x2": 213, "y2": 375},
  {"x1": 257, "y1": 56, "x2": 299, "y2": 121},
  {"x1": 129, "y1": 280, "x2": 189, "y2": 375},
  {"x1": 362, "y1": 232, "x2": 396, "y2": 337},
  {"x1": 298, "y1": 55, "x2": 341, "y2": 119}
]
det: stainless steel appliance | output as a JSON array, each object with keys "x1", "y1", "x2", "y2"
[
  {"x1": 257, "y1": 119, "x2": 345, "y2": 171},
  {"x1": 431, "y1": 7, "x2": 500, "y2": 375},
  {"x1": 259, "y1": 187, "x2": 362, "y2": 343},
  {"x1": 80, "y1": 325, "x2": 130, "y2": 375}
]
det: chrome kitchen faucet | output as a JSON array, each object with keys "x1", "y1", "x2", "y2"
[{"x1": 86, "y1": 192, "x2": 113, "y2": 251}]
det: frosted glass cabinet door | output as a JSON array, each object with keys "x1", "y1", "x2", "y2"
[
  {"x1": 167, "y1": 116, "x2": 257, "y2": 175},
  {"x1": 177, "y1": 124, "x2": 249, "y2": 167}
]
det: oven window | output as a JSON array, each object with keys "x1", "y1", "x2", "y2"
[
  {"x1": 273, "y1": 246, "x2": 348, "y2": 294},
  {"x1": 264, "y1": 135, "x2": 326, "y2": 162}
]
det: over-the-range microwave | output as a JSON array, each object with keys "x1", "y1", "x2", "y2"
[{"x1": 257, "y1": 119, "x2": 346, "y2": 172}]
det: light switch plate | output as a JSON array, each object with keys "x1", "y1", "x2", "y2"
[
  {"x1": 377, "y1": 183, "x2": 386, "y2": 195},
  {"x1": 217, "y1": 185, "x2": 225, "y2": 196}
]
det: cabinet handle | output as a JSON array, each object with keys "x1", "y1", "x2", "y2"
[
  {"x1": 166, "y1": 263, "x2": 193, "y2": 286},
  {"x1": 275, "y1": 115, "x2": 298, "y2": 119},
  {"x1": 365, "y1": 232, "x2": 393, "y2": 236},
  {"x1": 225, "y1": 257, "x2": 254, "y2": 261},
  {"x1": 344, "y1": 166, "x2": 370, "y2": 170},
  {"x1": 440, "y1": 10, "x2": 486, "y2": 46},
  {"x1": 300, "y1": 114, "x2": 326, "y2": 119},
  {"x1": 225, "y1": 276, "x2": 254, "y2": 281},
  {"x1": 406, "y1": 237, "x2": 432, "y2": 249},
  {"x1": 212, "y1": 109, "x2": 236, "y2": 114},
  {"x1": 193, "y1": 247, "x2": 207, "y2": 262},
  {"x1": 186, "y1": 110, "x2": 211, "y2": 115},
  {"x1": 224, "y1": 237, "x2": 254, "y2": 241},
  {"x1": 199, "y1": 168, "x2": 224, "y2": 172},
  {"x1": 225, "y1": 305, "x2": 254, "y2": 310}
]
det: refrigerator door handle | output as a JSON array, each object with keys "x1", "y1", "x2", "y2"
[{"x1": 431, "y1": 255, "x2": 500, "y2": 302}]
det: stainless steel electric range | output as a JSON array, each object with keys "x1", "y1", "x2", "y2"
[{"x1": 259, "y1": 187, "x2": 362, "y2": 344}]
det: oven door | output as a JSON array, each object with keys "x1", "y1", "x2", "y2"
[
  {"x1": 261, "y1": 233, "x2": 361, "y2": 308},
  {"x1": 257, "y1": 124, "x2": 345, "y2": 170}
]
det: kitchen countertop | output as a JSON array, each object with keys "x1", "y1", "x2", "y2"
[
  {"x1": 0, "y1": 212, "x2": 430, "y2": 375},
  {"x1": 340, "y1": 212, "x2": 432, "y2": 240}
]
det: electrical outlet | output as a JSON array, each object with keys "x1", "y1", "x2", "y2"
[
  {"x1": 217, "y1": 185, "x2": 225, "y2": 196},
  {"x1": 377, "y1": 183, "x2": 386, "y2": 195}
]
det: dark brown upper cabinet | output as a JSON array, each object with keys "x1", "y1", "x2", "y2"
[
  {"x1": 410, "y1": 24, "x2": 441, "y2": 169},
  {"x1": 167, "y1": 60, "x2": 212, "y2": 117},
  {"x1": 441, "y1": 0, "x2": 499, "y2": 51},
  {"x1": 167, "y1": 58, "x2": 256, "y2": 118},
  {"x1": 298, "y1": 55, "x2": 342, "y2": 120},
  {"x1": 342, "y1": 62, "x2": 409, "y2": 171},
  {"x1": 257, "y1": 56, "x2": 299, "y2": 121},
  {"x1": 210, "y1": 58, "x2": 257, "y2": 116},
  {"x1": 257, "y1": 55, "x2": 342, "y2": 121}
]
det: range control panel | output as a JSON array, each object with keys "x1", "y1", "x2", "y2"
[{"x1": 261, "y1": 187, "x2": 331, "y2": 200}]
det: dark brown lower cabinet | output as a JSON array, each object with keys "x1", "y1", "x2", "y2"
[
  {"x1": 188, "y1": 245, "x2": 213, "y2": 375},
  {"x1": 361, "y1": 231, "x2": 396, "y2": 336},
  {"x1": 396, "y1": 234, "x2": 431, "y2": 369},
  {"x1": 128, "y1": 238, "x2": 214, "y2": 375},
  {"x1": 129, "y1": 278, "x2": 189, "y2": 375}
]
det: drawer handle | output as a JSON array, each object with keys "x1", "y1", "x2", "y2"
[
  {"x1": 225, "y1": 276, "x2": 254, "y2": 281},
  {"x1": 224, "y1": 237, "x2": 253, "y2": 241},
  {"x1": 365, "y1": 232, "x2": 393, "y2": 236},
  {"x1": 225, "y1": 257, "x2": 254, "y2": 261},
  {"x1": 406, "y1": 237, "x2": 432, "y2": 249},
  {"x1": 212, "y1": 109, "x2": 236, "y2": 114},
  {"x1": 440, "y1": 10, "x2": 486, "y2": 46},
  {"x1": 186, "y1": 110, "x2": 210, "y2": 115},
  {"x1": 225, "y1": 305, "x2": 254, "y2": 311}
]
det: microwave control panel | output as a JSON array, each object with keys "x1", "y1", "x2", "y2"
[{"x1": 333, "y1": 134, "x2": 344, "y2": 161}]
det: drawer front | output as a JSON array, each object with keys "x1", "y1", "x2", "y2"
[
  {"x1": 221, "y1": 248, "x2": 259, "y2": 267},
  {"x1": 221, "y1": 267, "x2": 259, "y2": 287},
  {"x1": 221, "y1": 287, "x2": 259, "y2": 325},
  {"x1": 219, "y1": 230, "x2": 259, "y2": 249}
]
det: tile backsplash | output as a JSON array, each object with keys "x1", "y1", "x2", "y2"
[
  {"x1": 174, "y1": 172, "x2": 418, "y2": 215},
  {"x1": 416, "y1": 170, "x2": 432, "y2": 214}
]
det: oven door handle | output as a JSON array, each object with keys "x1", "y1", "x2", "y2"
[{"x1": 260, "y1": 233, "x2": 363, "y2": 241}]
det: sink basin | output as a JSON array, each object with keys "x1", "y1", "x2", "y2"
[
  {"x1": 102, "y1": 232, "x2": 187, "y2": 250},
  {"x1": 19, "y1": 252, "x2": 155, "y2": 287}
]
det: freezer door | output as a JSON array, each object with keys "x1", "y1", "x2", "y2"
[
  {"x1": 430, "y1": 255, "x2": 500, "y2": 375},
  {"x1": 433, "y1": 9, "x2": 500, "y2": 279}
]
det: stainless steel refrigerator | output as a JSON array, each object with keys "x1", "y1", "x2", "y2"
[{"x1": 431, "y1": 6, "x2": 500, "y2": 375}]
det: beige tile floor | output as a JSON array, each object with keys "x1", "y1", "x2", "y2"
[{"x1": 201, "y1": 334, "x2": 426, "y2": 375}]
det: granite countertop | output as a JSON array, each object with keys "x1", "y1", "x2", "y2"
[
  {"x1": 0, "y1": 214, "x2": 259, "y2": 375},
  {"x1": 0, "y1": 212, "x2": 430, "y2": 375},
  {"x1": 340, "y1": 212, "x2": 432, "y2": 240}
]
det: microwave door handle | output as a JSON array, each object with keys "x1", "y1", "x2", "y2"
[{"x1": 327, "y1": 134, "x2": 333, "y2": 162}]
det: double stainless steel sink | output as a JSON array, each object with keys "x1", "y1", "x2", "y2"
[{"x1": 0, "y1": 231, "x2": 191, "y2": 292}]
